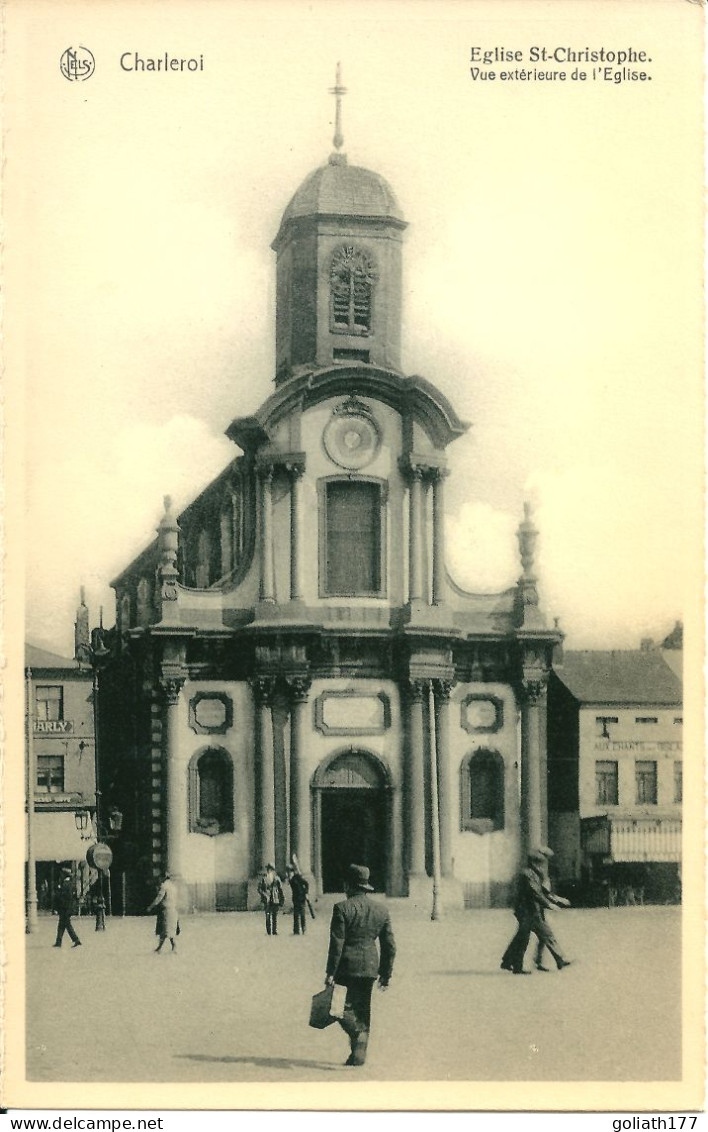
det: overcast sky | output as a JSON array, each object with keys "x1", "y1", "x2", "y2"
[{"x1": 10, "y1": 0, "x2": 703, "y2": 658}]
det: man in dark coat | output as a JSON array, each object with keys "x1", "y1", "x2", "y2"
[
  {"x1": 53, "y1": 865, "x2": 82, "y2": 948},
  {"x1": 500, "y1": 848, "x2": 571, "y2": 974},
  {"x1": 257, "y1": 864, "x2": 285, "y2": 936},
  {"x1": 325, "y1": 863, "x2": 396, "y2": 1067},
  {"x1": 286, "y1": 865, "x2": 310, "y2": 935}
]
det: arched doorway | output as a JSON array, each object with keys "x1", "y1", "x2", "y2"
[{"x1": 313, "y1": 749, "x2": 390, "y2": 894}]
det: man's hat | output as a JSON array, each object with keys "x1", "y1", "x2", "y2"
[
  {"x1": 264, "y1": 863, "x2": 275, "y2": 871},
  {"x1": 345, "y1": 864, "x2": 374, "y2": 891}
]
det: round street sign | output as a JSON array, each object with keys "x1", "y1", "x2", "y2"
[{"x1": 86, "y1": 842, "x2": 113, "y2": 870}]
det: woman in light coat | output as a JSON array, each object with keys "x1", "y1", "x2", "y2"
[{"x1": 147, "y1": 873, "x2": 179, "y2": 952}]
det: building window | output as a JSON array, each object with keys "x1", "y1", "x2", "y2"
[
  {"x1": 323, "y1": 480, "x2": 382, "y2": 595},
  {"x1": 595, "y1": 760, "x2": 619, "y2": 806},
  {"x1": 330, "y1": 245, "x2": 376, "y2": 335},
  {"x1": 136, "y1": 577, "x2": 152, "y2": 626},
  {"x1": 36, "y1": 754, "x2": 64, "y2": 794},
  {"x1": 674, "y1": 717, "x2": 683, "y2": 726},
  {"x1": 196, "y1": 530, "x2": 211, "y2": 588},
  {"x1": 35, "y1": 686, "x2": 63, "y2": 722},
  {"x1": 595, "y1": 716, "x2": 618, "y2": 738},
  {"x1": 674, "y1": 761, "x2": 683, "y2": 803},
  {"x1": 461, "y1": 749, "x2": 504, "y2": 833},
  {"x1": 189, "y1": 748, "x2": 234, "y2": 835},
  {"x1": 635, "y1": 760, "x2": 658, "y2": 805},
  {"x1": 635, "y1": 716, "x2": 658, "y2": 725}
]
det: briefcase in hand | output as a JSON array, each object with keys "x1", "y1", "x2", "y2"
[{"x1": 309, "y1": 986, "x2": 336, "y2": 1029}]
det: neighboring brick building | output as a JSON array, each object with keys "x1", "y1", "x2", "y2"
[
  {"x1": 25, "y1": 640, "x2": 96, "y2": 909},
  {"x1": 547, "y1": 648, "x2": 683, "y2": 902}
]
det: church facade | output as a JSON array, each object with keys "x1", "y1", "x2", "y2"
[{"x1": 101, "y1": 114, "x2": 561, "y2": 913}]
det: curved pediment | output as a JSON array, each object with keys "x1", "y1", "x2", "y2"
[{"x1": 226, "y1": 364, "x2": 470, "y2": 452}]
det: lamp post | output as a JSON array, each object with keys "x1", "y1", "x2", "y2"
[{"x1": 86, "y1": 626, "x2": 111, "y2": 931}]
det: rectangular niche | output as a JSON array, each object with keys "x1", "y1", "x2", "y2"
[
  {"x1": 189, "y1": 692, "x2": 233, "y2": 735},
  {"x1": 315, "y1": 690, "x2": 391, "y2": 736},
  {"x1": 461, "y1": 694, "x2": 504, "y2": 734}
]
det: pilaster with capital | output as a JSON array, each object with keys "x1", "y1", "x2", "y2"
[
  {"x1": 408, "y1": 467, "x2": 424, "y2": 603},
  {"x1": 158, "y1": 673, "x2": 187, "y2": 880},
  {"x1": 284, "y1": 675, "x2": 312, "y2": 873},
  {"x1": 286, "y1": 463, "x2": 304, "y2": 602},
  {"x1": 257, "y1": 466, "x2": 276, "y2": 603},
  {"x1": 430, "y1": 468, "x2": 449, "y2": 606},
  {"x1": 432, "y1": 678, "x2": 454, "y2": 876},
  {"x1": 403, "y1": 678, "x2": 427, "y2": 876},
  {"x1": 519, "y1": 674, "x2": 548, "y2": 854},
  {"x1": 251, "y1": 675, "x2": 279, "y2": 868}
]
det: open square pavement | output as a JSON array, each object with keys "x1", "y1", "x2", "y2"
[{"x1": 25, "y1": 902, "x2": 681, "y2": 1084}]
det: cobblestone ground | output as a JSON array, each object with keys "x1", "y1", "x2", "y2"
[{"x1": 26, "y1": 904, "x2": 681, "y2": 1084}]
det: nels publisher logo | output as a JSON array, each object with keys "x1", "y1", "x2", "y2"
[{"x1": 60, "y1": 45, "x2": 95, "y2": 81}]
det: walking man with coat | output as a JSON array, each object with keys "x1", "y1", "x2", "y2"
[
  {"x1": 500, "y1": 848, "x2": 572, "y2": 974},
  {"x1": 258, "y1": 864, "x2": 285, "y2": 936},
  {"x1": 147, "y1": 872, "x2": 180, "y2": 953},
  {"x1": 53, "y1": 864, "x2": 82, "y2": 948},
  {"x1": 286, "y1": 864, "x2": 310, "y2": 935},
  {"x1": 325, "y1": 863, "x2": 396, "y2": 1067}
]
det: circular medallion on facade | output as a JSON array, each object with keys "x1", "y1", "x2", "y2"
[{"x1": 323, "y1": 399, "x2": 381, "y2": 470}]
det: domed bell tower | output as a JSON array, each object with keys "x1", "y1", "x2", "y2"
[{"x1": 271, "y1": 66, "x2": 407, "y2": 385}]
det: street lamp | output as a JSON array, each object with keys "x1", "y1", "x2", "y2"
[
  {"x1": 75, "y1": 809, "x2": 93, "y2": 840},
  {"x1": 83, "y1": 625, "x2": 111, "y2": 931}
]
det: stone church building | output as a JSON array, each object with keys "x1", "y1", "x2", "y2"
[{"x1": 100, "y1": 100, "x2": 561, "y2": 913}]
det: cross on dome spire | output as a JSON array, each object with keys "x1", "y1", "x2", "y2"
[{"x1": 329, "y1": 62, "x2": 347, "y2": 161}]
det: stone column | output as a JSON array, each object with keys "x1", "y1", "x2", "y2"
[
  {"x1": 408, "y1": 467, "x2": 424, "y2": 603},
  {"x1": 252, "y1": 676, "x2": 278, "y2": 868},
  {"x1": 160, "y1": 676, "x2": 186, "y2": 881},
  {"x1": 520, "y1": 679, "x2": 546, "y2": 853},
  {"x1": 258, "y1": 467, "x2": 275, "y2": 603},
  {"x1": 431, "y1": 469, "x2": 448, "y2": 606},
  {"x1": 405, "y1": 679, "x2": 427, "y2": 876},
  {"x1": 287, "y1": 677, "x2": 312, "y2": 874},
  {"x1": 288, "y1": 465, "x2": 303, "y2": 602},
  {"x1": 433, "y1": 679, "x2": 454, "y2": 876}
]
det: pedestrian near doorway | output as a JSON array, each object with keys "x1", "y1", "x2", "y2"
[
  {"x1": 147, "y1": 872, "x2": 180, "y2": 953},
  {"x1": 53, "y1": 864, "x2": 82, "y2": 948},
  {"x1": 258, "y1": 864, "x2": 285, "y2": 936},
  {"x1": 286, "y1": 864, "x2": 310, "y2": 935},
  {"x1": 325, "y1": 863, "x2": 396, "y2": 1067}
]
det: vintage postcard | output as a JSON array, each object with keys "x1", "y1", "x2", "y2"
[{"x1": 2, "y1": 0, "x2": 704, "y2": 1116}]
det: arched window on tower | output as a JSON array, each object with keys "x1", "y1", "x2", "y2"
[
  {"x1": 461, "y1": 748, "x2": 505, "y2": 834},
  {"x1": 330, "y1": 246, "x2": 376, "y2": 335},
  {"x1": 189, "y1": 748, "x2": 234, "y2": 835}
]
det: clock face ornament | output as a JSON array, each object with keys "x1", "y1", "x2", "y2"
[{"x1": 323, "y1": 396, "x2": 381, "y2": 470}]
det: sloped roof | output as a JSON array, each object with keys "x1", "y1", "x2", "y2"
[
  {"x1": 278, "y1": 157, "x2": 404, "y2": 231},
  {"x1": 25, "y1": 643, "x2": 80, "y2": 670},
  {"x1": 554, "y1": 650, "x2": 682, "y2": 706},
  {"x1": 660, "y1": 649, "x2": 683, "y2": 680}
]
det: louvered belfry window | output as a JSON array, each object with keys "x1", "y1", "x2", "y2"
[
  {"x1": 325, "y1": 480, "x2": 381, "y2": 594},
  {"x1": 330, "y1": 246, "x2": 376, "y2": 334}
]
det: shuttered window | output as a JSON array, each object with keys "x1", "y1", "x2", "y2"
[
  {"x1": 635, "y1": 760, "x2": 658, "y2": 805},
  {"x1": 325, "y1": 481, "x2": 381, "y2": 595},
  {"x1": 595, "y1": 760, "x2": 619, "y2": 806}
]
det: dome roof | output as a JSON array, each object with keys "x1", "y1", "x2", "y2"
[{"x1": 278, "y1": 155, "x2": 405, "y2": 230}]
